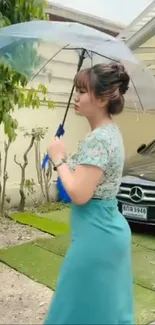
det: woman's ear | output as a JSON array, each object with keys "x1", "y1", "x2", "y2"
[{"x1": 98, "y1": 96, "x2": 108, "y2": 108}]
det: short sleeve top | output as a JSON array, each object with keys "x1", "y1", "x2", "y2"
[{"x1": 67, "y1": 124, "x2": 125, "y2": 199}]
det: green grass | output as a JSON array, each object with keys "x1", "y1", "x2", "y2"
[
  {"x1": 0, "y1": 240, "x2": 155, "y2": 324},
  {"x1": 34, "y1": 233, "x2": 71, "y2": 257},
  {"x1": 132, "y1": 244, "x2": 155, "y2": 291},
  {"x1": 10, "y1": 210, "x2": 70, "y2": 236},
  {"x1": 132, "y1": 233, "x2": 155, "y2": 251},
  {"x1": 38, "y1": 209, "x2": 70, "y2": 223},
  {"x1": 36, "y1": 237, "x2": 155, "y2": 292},
  {"x1": 134, "y1": 284, "x2": 155, "y2": 324},
  {"x1": 0, "y1": 243, "x2": 63, "y2": 290}
]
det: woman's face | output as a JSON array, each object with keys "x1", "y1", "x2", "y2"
[{"x1": 74, "y1": 89, "x2": 99, "y2": 118}]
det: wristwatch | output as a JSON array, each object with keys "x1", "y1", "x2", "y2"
[{"x1": 52, "y1": 157, "x2": 66, "y2": 170}]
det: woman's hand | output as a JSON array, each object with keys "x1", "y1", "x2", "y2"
[{"x1": 47, "y1": 137, "x2": 67, "y2": 163}]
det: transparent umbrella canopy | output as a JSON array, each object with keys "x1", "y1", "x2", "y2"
[
  {"x1": 0, "y1": 20, "x2": 137, "y2": 76},
  {"x1": 0, "y1": 20, "x2": 155, "y2": 168}
]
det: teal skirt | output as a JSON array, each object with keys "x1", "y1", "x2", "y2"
[{"x1": 44, "y1": 199, "x2": 134, "y2": 324}]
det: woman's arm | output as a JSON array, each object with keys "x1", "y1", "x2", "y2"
[
  {"x1": 57, "y1": 163, "x2": 104, "y2": 205},
  {"x1": 47, "y1": 135, "x2": 108, "y2": 205}
]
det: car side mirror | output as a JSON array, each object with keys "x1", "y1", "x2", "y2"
[{"x1": 137, "y1": 144, "x2": 146, "y2": 154}]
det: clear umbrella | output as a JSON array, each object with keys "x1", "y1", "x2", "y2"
[
  {"x1": 0, "y1": 20, "x2": 154, "y2": 168},
  {"x1": 0, "y1": 20, "x2": 137, "y2": 76}
]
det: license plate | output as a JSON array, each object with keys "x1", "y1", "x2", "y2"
[{"x1": 122, "y1": 204, "x2": 147, "y2": 219}]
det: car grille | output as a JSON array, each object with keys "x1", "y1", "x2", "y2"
[{"x1": 117, "y1": 183, "x2": 155, "y2": 206}]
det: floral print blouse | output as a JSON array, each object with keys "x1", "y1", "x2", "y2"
[{"x1": 67, "y1": 124, "x2": 125, "y2": 199}]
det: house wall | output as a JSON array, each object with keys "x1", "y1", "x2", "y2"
[{"x1": 114, "y1": 111, "x2": 155, "y2": 158}]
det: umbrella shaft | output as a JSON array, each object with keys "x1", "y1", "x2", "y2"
[
  {"x1": 62, "y1": 49, "x2": 86, "y2": 127},
  {"x1": 62, "y1": 84, "x2": 75, "y2": 126}
]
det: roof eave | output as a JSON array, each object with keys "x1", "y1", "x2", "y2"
[{"x1": 47, "y1": 2, "x2": 125, "y2": 36}]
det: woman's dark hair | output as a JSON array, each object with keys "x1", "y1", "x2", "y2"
[{"x1": 74, "y1": 63, "x2": 130, "y2": 115}]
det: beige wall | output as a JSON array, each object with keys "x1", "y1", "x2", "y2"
[{"x1": 115, "y1": 110, "x2": 155, "y2": 158}]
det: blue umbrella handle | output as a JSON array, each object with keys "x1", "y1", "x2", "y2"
[{"x1": 42, "y1": 124, "x2": 65, "y2": 169}]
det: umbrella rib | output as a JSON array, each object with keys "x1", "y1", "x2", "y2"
[
  {"x1": 63, "y1": 47, "x2": 120, "y2": 63},
  {"x1": 31, "y1": 43, "x2": 70, "y2": 81},
  {"x1": 130, "y1": 78, "x2": 145, "y2": 111}
]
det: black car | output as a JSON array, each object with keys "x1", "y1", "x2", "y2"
[{"x1": 117, "y1": 140, "x2": 155, "y2": 225}]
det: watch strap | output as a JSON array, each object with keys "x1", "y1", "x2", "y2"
[{"x1": 53, "y1": 158, "x2": 66, "y2": 169}]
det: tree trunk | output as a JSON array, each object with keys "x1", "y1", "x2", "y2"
[
  {"x1": 0, "y1": 151, "x2": 2, "y2": 210},
  {"x1": 19, "y1": 168, "x2": 26, "y2": 212},
  {"x1": 1, "y1": 142, "x2": 10, "y2": 217},
  {"x1": 34, "y1": 141, "x2": 46, "y2": 200},
  {"x1": 14, "y1": 136, "x2": 35, "y2": 212}
]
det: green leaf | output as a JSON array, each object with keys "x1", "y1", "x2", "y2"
[
  {"x1": 48, "y1": 101, "x2": 55, "y2": 109},
  {"x1": 12, "y1": 119, "x2": 18, "y2": 129},
  {"x1": 0, "y1": 0, "x2": 49, "y2": 140},
  {"x1": 8, "y1": 127, "x2": 16, "y2": 141},
  {"x1": 2, "y1": 112, "x2": 10, "y2": 125},
  {"x1": 38, "y1": 84, "x2": 47, "y2": 95}
]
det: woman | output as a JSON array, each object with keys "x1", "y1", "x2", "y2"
[{"x1": 44, "y1": 63, "x2": 134, "y2": 324}]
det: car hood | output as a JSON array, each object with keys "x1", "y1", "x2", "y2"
[{"x1": 123, "y1": 153, "x2": 155, "y2": 182}]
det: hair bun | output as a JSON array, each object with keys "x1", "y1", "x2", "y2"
[
  {"x1": 118, "y1": 65, "x2": 129, "y2": 95},
  {"x1": 111, "y1": 64, "x2": 129, "y2": 95}
]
